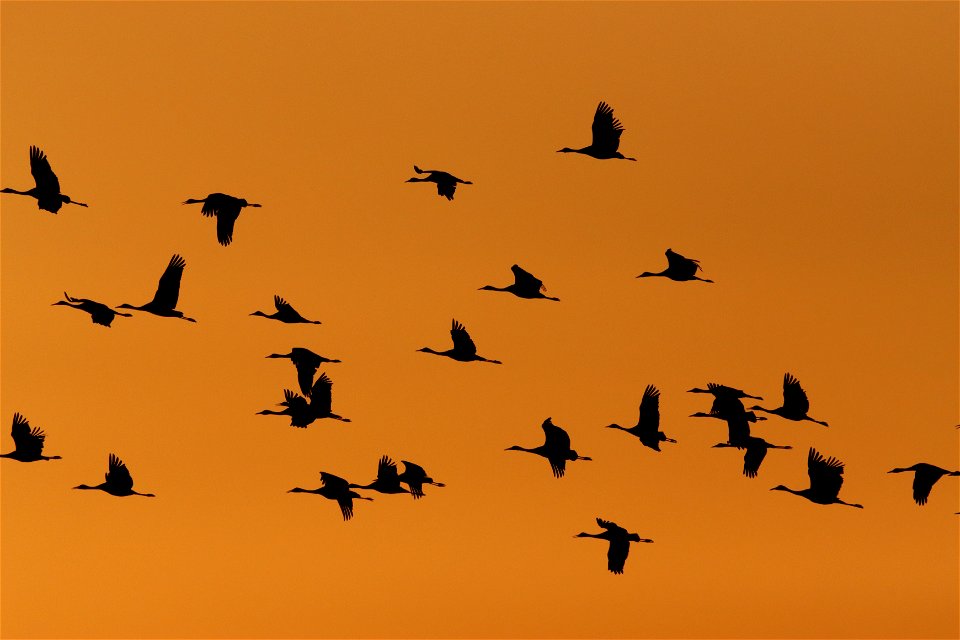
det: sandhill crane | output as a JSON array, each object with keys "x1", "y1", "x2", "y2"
[
  {"x1": 2, "y1": 146, "x2": 88, "y2": 213},
  {"x1": 750, "y1": 373, "x2": 829, "y2": 426},
  {"x1": 183, "y1": 193, "x2": 261, "y2": 246},
  {"x1": 506, "y1": 418, "x2": 591, "y2": 478},
  {"x1": 53, "y1": 292, "x2": 131, "y2": 327},
  {"x1": 689, "y1": 410, "x2": 766, "y2": 445},
  {"x1": 266, "y1": 347, "x2": 341, "y2": 396},
  {"x1": 354, "y1": 456, "x2": 409, "y2": 495},
  {"x1": 257, "y1": 389, "x2": 316, "y2": 428},
  {"x1": 638, "y1": 249, "x2": 713, "y2": 283},
  {"x1": 397, "y1": 460, "x2": 445, "y2": 499},
  {"x1": 418, "y1": 319, "x2": 502, "y2": 364},
  {"x1": 771, "y1": 448, "x2": 862, "y2": 508},
  {"x1": 1, "y1": 413, "x2": 61, "y2": 462},
  {"x1": 116, "y1": 254, "x2": 196, "y2": 322},
  {"x1": 288, "y1": 472, "x2": 372, "y2": 521},
  {"x1": 250, "y1": 295, "x2": 321, "y2": 324},
  {"x1": 713, "y1": 437, "x2": 791, "y2": 478},
  {"x1": 575, "y1": 518, "x2": 652, "y2": 574},
  {"x1": 306, "y1": 373, "x2": 351, "y2": 423},
  {"x1": 74, "y1": 454, "x2": 155, "y2": 497},
  {"x1": 557, "y1": 102, "x2": 636, "y2": 161},
  {"x1": 406, "y1": 166, "x2": 472, "y2": 200},
  {"x1": 688, "y1": 382, "x2": 762, "y2": 417},
  {"x1": 605, "y1": 385, "x2": 676, "y2": 452},
  {"x1": 480, "y1": 265, "x2": 559, "y2": 301},
  {"x1": 887, "y1": 463, "x2": 960, "y2": 506}
]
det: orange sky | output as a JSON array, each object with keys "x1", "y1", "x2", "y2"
[{"x1": 1, "y1": 2, "x2": 957, "y2": 638}]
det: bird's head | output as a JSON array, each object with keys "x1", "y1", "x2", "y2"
[
  {"x1": 604, "y1": 423, "x2": 622, "y2": 430},
  {"x1": 636, "y1": 272, "x2": 657, "y2": 278},
  {"x1": 770, "y1": 485, "x2": 789, "y2": 492},
  {"x1": 250, "y1": 310, "x2": 268, "y2": 317},
  {"x1": 556, "y1": 147, "x2": 575, "y2": 153},
  {"x1": 505, "y1": 445, "x2": 525, "y2": 452},
  {"x1": 886, "y1": 467, "x2": 910, "y2": 474},
  {"x1": 115, "y1": 303, "x2": 136, "y2": 310},
  {"x1": 288, "y1": 487, "x2": 307, "y2": 493},
  {"x1": 478, "y1": 285, "x2": 498, "y2": 291},
  {"x1": 747, "y1": 405, "x2": 763, "y2": 411}
]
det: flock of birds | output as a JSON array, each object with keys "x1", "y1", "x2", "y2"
[{"x1": 3, "y1": 102, "x2": 958, "y2": 575}]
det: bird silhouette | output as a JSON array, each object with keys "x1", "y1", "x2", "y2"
[
  {"x1": 266, "y1": 347, "x2": 341, "y2": 396},
  {"x1": 575, "y1": 518, "x2": 652, "y2": 574},
  {"x1": 887, "y1": 463, "x2": 960, "y2": 506},
  {"x1": 183, "y1": 193, "x2": 261, "y2": 246},
  {"x1": 288, "y1": 472, "x2": 372, "y2": 521},
  {"x1": 688, "y1": 382, "x2": 762, "y2": 417},
  {"x1": 53, "y1": 292, "x2": 132, "y2": 327},
  {"x1": 354, "y1": 456, "x2": 410, "y2": 495},
  {"x1": 558, "y1": 102, "x2": 636, "y2": 161},
  {"x1": 74, "y1": 454, "x2": 155, "y2": 497},
  {"x1": 506, "y1": 418, "x2": 591, "y2": 478},
  {"x1": 713, "y1": 436, "x2": 792, "y2": 478},
  {"x1": 479, "y1": 265, "x2": 559, "y2": 301},
  {"x1": 1, "y1": 413, "x2": 62, "y2": 462},
  {"x1": 605, "y1": 385, "x2": 677, "y2": 452},
  {"x1": 406, "y1": 165, "x2": 472, "y2": 200},
  {"x1": 2, "y1": 146, "x2": 88, "y2": 213},
  {"x1": 250, "y1": 295, "x2": 321, "y2": 324},
  {"x1": 257, "y1": 389, "x2": 316, "y2": 428},
  {"x1": 117, "y1": 254, "x2": 196, "y2": 322},
  {"x1": 418, "y1": 319, "x2": 502, "y2": 364},
  {"x1": 397, "y1": 460, "x2": 445, "y2": 499},
  {"x1": 305, "y1": 373, "x2": 351, "y2": 423},
  {"x1": 771, "y1": 448, "x2": 862, "y2": 508},
  {"x1": 638, "y1": 249, "x2": 713, "y2": 283},
  {"x1": 750, "y1": 373, "x2": 829, "y2": 426},
  {"x1": 690, "y1": 408, "x2": 767, "y2": 446}
]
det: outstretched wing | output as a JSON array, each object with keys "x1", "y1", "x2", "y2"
[
  {"x1": 912, "y1": 472, "x2": 936, "y2": 506},
  {"x1": 782, "y1": 373, "x2": 810, "y2": 414},
  {"x1": 216, "y1": 208, "x2": 241, "y2": 246},
  {"x1": 590, "y1": 102, "x2": 624, "y2": 155},
  {"x1": 29, "y1": 146, "x2": 61, "y2": 194},
  {"x1": 596, "y1": 518, "x2": 622, "y2": 533},
  {"x1": 320, "y1": 472, "x2": 350, "y2": 493},
  {"x1": 376, "y1": 456, "x2": 401, "y2": 482},
  {"x1": 105, "y1": 454, "x2": 134, "y2": 493},
  {"x1": 807, "y1": 448, "x2": 844, "y2": 500},
  {"x1": 638, "y1": 385, "x2": 661, "y2": 434},
  {"x1": 309, "y1": 373, "x2": 333, "y2": 414},
  {"x1": 742, "y1": 438, "x2": 767, "y2": 478},
  {"x1": 274, "y1": 295, "x2": 297, "y2": 314},
  {"x1": 150, "y1": 254, "x2": 186, "y2": 309},
  {"x1": 450, "y1": 320, "x2": 477, "y2": 356},
  {"x1": 10, "y1": 413, "x2": 45, "y2": 458},
  {"x1": 293, "y1": 358, "x2": 320, "y2": 397},
  {"x1": 542, "y1": 418, "x2": 571, "y2": 451},
  {"x1": 437, "y1": 181, "x2": 456, "y2": 200},
  {"x1": 607, "y1": 537, "x2": 630, "y2": 574},
  {"x1": 665, "y1": 248, "x2": 701, "y2": 279},
  {"x1": 511, "y1": 264, "x2": 546, "y2": 292},
  {"x1": 400, "y1": 460, "x2": 428, "y2": 498}
]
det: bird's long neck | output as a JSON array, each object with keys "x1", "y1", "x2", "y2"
[
  {"x1": 250, "y1": 311, "x2": 273, "y2": 318},
  {"x1": 750, "y1": 406, "x2": 775, "y2": 415},
  {"x1": 0, "y1": 451, "x2": 16, "y2": 459},
  {"x1": 74, "y1": 483, "x2": 106, "y2": 491},
  {"x1": 557, "y1": 147, "x2": 587, "y2": 154},
  {"x1": 507, "y1": 445, "x2": 536, "y2": 454},
  {"x1": 183, "y1": 198, "x2": 207, "y2": 204},
  {"x1": 637, "y1": 270, "x2": 668, "y2": 278},
  {"x1": 479, "y1": 285, "x2": 510, "y2": 292},
  {"x1": 117, "y1": 303, "x2": 146, "y2": 312},
  {"x1": 418, "y1": 347, "x2": 444, "y2": 356},
  {"x1": 288, "y1": 487, "x2": 318, "y2": 494},
  {"x1": 257, "y1": 409, "x2": 287, "y2": 416},
  {"x1": 1, "y1": 188, "x2": 34, "y2": 196},
  {"x1": 575, "y1": 532, "x2": 604, "y2": 539},
  {"x1": 605, "y1": 424, "x2": 628, "y2": 432},
  {"x1": 406, "y1": 177, "x2": 430, "y2": 182}
]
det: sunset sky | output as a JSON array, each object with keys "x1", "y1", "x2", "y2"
[{"x1": 1, "y1": 2, "x2": 957, "y2": 638}]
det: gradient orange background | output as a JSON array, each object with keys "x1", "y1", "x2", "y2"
[{"x1": 2, "y1": 2, "x2": 957, "y2": 638}]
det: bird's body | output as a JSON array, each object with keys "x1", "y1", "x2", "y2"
[
  {"x1": 117, "y1": 254, "x2": 196, "y2": 322},
  {"x1": 888, "y1": 463, "x2": 960, "y2": 506},
  {"x1": 638, "y1": 249, "x2": 713, "y2": 283},
  {"x1": 605, "y1": 385, "x2": 676, "y2": 452},
  {"x1": 558, "y1": 102, "x2": 636, "y2": 161},
  {"x1": 258, "y1": 373, "x2": 350, "y2": 427},
  {"x1": 183, "y1": 192, "x2": 261, "y2": 246},
  {"x1": 1, "y1": 413, "x2": 62, "y2": 462},
  {"x1": 750, "y1": 373, "x2": 829, "y2": 426},
  {"x1": 406, "y1": 166, "x2": 472, "y2": 200},
  {"x1": 689, "y1": 409, "x2": 766, "y2": 446},
  {"x1": 480, "y1": 265, "x2": 559, "y2": 301},
  {"x1": 53, "y1": 292, "x2": 131, "y2": 327},
  {"x1": 288, "y1": 472, "x2": 372, "y2": 521},
  {"x1": 74, "y1": 454, "x2": 155, "y2": 497},
  {"x1": 355, "y1": 456, "x2": 410, "y2": 495},
  {"x1": 419, "y1": 319, "x2": 502, "y2": 364},
  {"x1": 713, "y1": 436, "x2": 791, "y2": 478},
  {"x1": 2, "y1": 146, "x2": 88, "y2": 213},
  {"x1": 397, "y1": 460, "x2": 445, "y2": 499},
  {"x1": 251, "y1": 295, "x2": 321, "y2": 324},
  {"x1": 266, "y1": 347, "x2": 341, "y2": 396},
  {"x1": 506, "y1": 418, "x2": 591, "y2": 478},
  {"x1": 771, "y1": 448, "x2": 862, "y2": 508},
  {"x1": 575, "y1": 518, "x2": 652, "y2": 574}
]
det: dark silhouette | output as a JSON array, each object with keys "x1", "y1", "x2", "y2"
[
  {"x1": 771, "y1": 448, "x2": 862, "y2": 508},
  {"x1": 397, "y1": 460, "x2": 445, "y2": 499},
  {"x1": 713, "y1": 437, "x2": 792, "y2": 478},
  {"x1": 355, "y1": 456, "x2": 410, "y2": 495},
  {"x1": 2, "y1": 146, "x2": 88, "y2": 213},
  {"x1": 690, "y1": 409, "x2": 766, "y2": 445},
  {"x1": 506, "y1": 418, "x2": 591, "y2": 478},
  {"x1": 267, "y1": 347, "x2": 341, "y2": 396},
  {"x1": 305, "y1": 373, "x2": 351, "y2": 423},
  {"x1": 887, "y1": 463, "x2": 960, "y2": 506},
  {"x1": 688, "y1": 382, "x2": 762, "y2": 417},
  {"x1": 289, "y1": 472, "x2": 372, "y2": 521},
  {"x1": 1, "y1": 413, "x2": 62, "y2": 462},
  {"x1": 53, "y1": 292, "x2": 131, "y2": 327},
  {"x1": 251, "y1": 295, "x2": 321, "y2": 324},
  {"x1": 605, "y1": 385, "x2": 676, "y2": 452},
  {"x1": 480, "y1": 265, "x2": 559, "y2": 301},
  {"x1": 575, "y1": 518, "x2": 652, "y2": 574},
  {"x1": 418, "y1": 319, "x2": 502, "y2": 364},
  {"x1": 74, "y1": 454, "x2": 155, "y2": 497},
  {"x1": 117, "y1": 254, "x2": 196, "y2": 322},
  {"x1": 638, "y1": 249, "x2": 713, "y2": 283},
  {"x1": 406, "y1": 166, "x2": 472, "y2": 200},
  {"x1": 257, "y1": 389, "x2": 316, "y2": 428},
  {"x1": 750, "y1": 373, "x2": 829, "y2": 426},
  {"x1": 558, "y1": 102, "x2": 636, "y2": 161},
  {"x1": 183, "y1": 193, "x2": 261, "y2": 246}
]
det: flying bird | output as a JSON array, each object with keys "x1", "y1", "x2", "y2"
[
  {"x1": 506, "y1": 418, "x2": 591, "y2": 478},
  {"x1": 250, "y1": 295, "x2": 321, "y2": 324},
  {"x1": 604, "y1": 385, "x2": 677, "y2": 452},
  {"x1": 354, "y1": 456, "x2": 410, "y2": 495},
  {"x1": 406, "y1": 165, "x2": 472, "y2": 200},
  {"x1": 418, "y1": 319, "x2": 502, "y2": 364},
  {"x1": 749, "y1": 373, "x2": 829, "y2": 426},
  {"x1": 479, "y1": 265, "x2": 559, "y2": 301},
  {"x1": 575, "y1": 518, "x2": 652, "y2": 574},
  {"x1": 397, "y1": 460, "x2": 445, "y2": 499},
  {"x1": 713, "y1": 436, "x2": 792, "y2": 478},
  {"x1": 638, "y1": 249, "x2": 714, "y2": 283},
  {"x1": 74, "y1": 454, "x2": 155, "y2": 497},
  {"x1": 689, "y1": 409, "x2": 766, "y2": 446},
  {"x1": 1, "y1": 413, "x2": 62, "y2": 462},
  {"x1": 771, "y1": 448, "x2": 862, "y2": 508},
  {"x1": 266, "y1": 347, "x2": 341, "y2": 396},
  {"x1": 116, "y1": 254, "x2": 196, "y2": 322},
  {"x1": 305, "y1": 373, "x2": 351, "y2": 423},
  {"x1": 558, "y1": 101, "x2": 636, "y2": 161},
  {"x1": 183, "y1": 193, "x2": 261, "y2": 246},
  {"x1": 887, "y1": 463, "x2": 960, "y2": 506},
  {"x1": 288, "y1": 472, "x2": 372, "y2": 521},
  {"x1": 257, "y1": 389, "x2": 316, "y2": 428},
  {"x1": 53, "y1": 292, "x2": 132, "y2": 327},
  {"x1": 2, "y1": 146, "x2": 88, "y2": 213}
]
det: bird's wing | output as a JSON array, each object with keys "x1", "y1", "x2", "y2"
[
  {"x1": 782, "y1": 373, "x2": 810, "y2": 414},
  {"x1": 320, "y1": 472, "x2": 350, "y2": 493},
  {"x1": 274, "y1": 295, "x2": 297, "y2": 314},
  {"x1": 542, "y1": 419, "x2": 571, "y2": 451},
  {"x1": 294, "y1": 359, "x2": 319, "y2": 397},
  {"x1": 742, "y1": 439, "x2": 767, "y2": 478},
  {"x1": 912, "y1": 472, "x2": 936, "y2": 506},
  {"x1": 401, "y1": 460, "x2": 427, "y2": 478},
  {"x1": 377, "y1": 456, "x2": 401, "y2": 482},
  {"x1": 725, "y1": 414, "x2": 751, "y2": 444},
  {"x1": 10, "y1": 413, "x2": 45, "y2": 457},
  {"x1": 199, "y1": 193, "x2": 229, "y2": 217},
  {"x1": 638, "y1": 385, "x2": 661, "y2": 433},
  {"x1": 607, "y1": 537, "x2": 630, "y2": 574},
  {"x1": 106, "y1": 454, "x2": 134, "y2": 493},
  {"x1": 437, "y1": 181, "x2": 456, "y2": 200},
  {"x1": 29, "y1": 146, "x2": 60, "y2": 194},
  {"x1": 150, "y1": 254, "x2": 186, "y2": 309},
  {"x1": 337, "y1": 494, "x2": 355, "y2": 521},
  {"x1": 216, "y1": 208, "x2": 240, "y2": 246},
  {"x1": 450, "y1": 320, "x2": 478, "y2": 356},
  {"x1": 510, "y1": 264, "x2": 546, "y2": 292},
  {"x1": 548, "y1": 456, "x2": 567, "y2": 478},
  {"x1": 309, "y1": 373, "x2": 333, "y2": 413},
  {"x1": 596, "y1": 518, "x2": 621, "y2": 532},
  {"x1": 807, "y1": 448, "x2": 844, "y2": 500},
  {"x1": 665, "y1": 248, "x2": 701, "y2": 279},
  {"x1": 590, "y1": 102, "x2": 624, "y2": 155}
]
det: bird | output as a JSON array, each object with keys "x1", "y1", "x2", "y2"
[
  {"x1": 266, "y1": 347, "x2": 341, "y2": 396},
  {"x1": 354, "y1": 456, "x2": 410, "y2": 495},
  {"x1": 418, "y1": 319, "x2": 502, "y2": 364},
  {"x1": 479, "y1": 265, "x2": 559, "y2": 301},
  {"x1": 257, "y1": 389, "x2": 316, "y2": 428},
  {"x1": 688, "y1": 382, "x2": 763, "y2": 418},
  {"x1": 604, "y1": 385, "x2": 677, "y2": 452},
  {"x1": 397, "y1": 460, "x2": 445, "y2": 499},
  {"x1": 1, "y1": 413, "x2": 62, "y2": 462},
  {"x1": 2, "y1": 146, "x2": 88, "y2": 213},
  {"x1": 506, "y1": 418, "x2": 592, "y2": 478},
  {"x1": 637, "y1": 249, "x2": 713, "y2": 283},
  {"x1": 713, "y1": 436, "x2": 792, "y2": 478},
  {"x1": 575, "y1": 518, "x2": 652, "y2": 574},
  {"x1": 288, "y1": 472, "x2": 372, "y2": 521},
  {"x1": 116, "y1": 254, "x2": 196, "y2": 322},
  {"x1": 887, "y1": 463, "x2": 960, "y2": 506},
  {"x1": 406, "y1": 165, "x2": 472, "y2": 200},
  {"x1": 250, "y1": 295, "x2": 321, "y2": 324},
  {"x1": 52, "y1": 292, "x2": 132, "y2": 327},
  {"x1": 182, "y1": 193, "x2": 261, "y2": 246},
  {"x1": 749, "y1": 373, "x2": 829, "y2": 426},
  {"x1": 74, "y1": 454, "x2": 155, "y2": 497},
  {"x1": 690, "y1": 409, "x2": 766, "y2": 446},
  {"x1": 557, "y1": 102, "x2": 636, "y2": 161},
  {"x1": 305, "y1": 373, "x2": 351, "y2": 423},
  {"x1": 771, "y1": 448, "x2": 862, "y2": 508}
]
